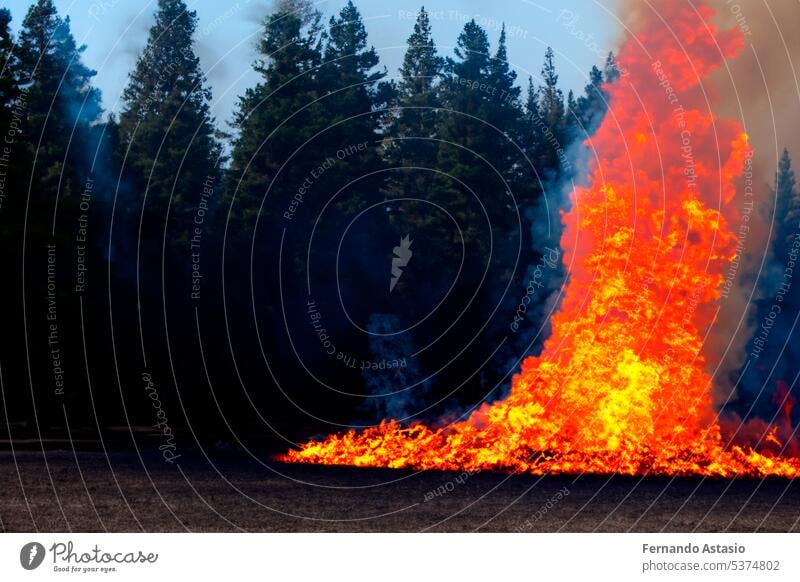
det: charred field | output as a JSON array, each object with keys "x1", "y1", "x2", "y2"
[{"x1": 1, "y1": 449, "x2": 798, "y2": 533}]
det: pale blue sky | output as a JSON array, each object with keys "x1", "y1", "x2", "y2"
[{"x1": 2, "y1": 0, "x2": 621, "y2": 127}]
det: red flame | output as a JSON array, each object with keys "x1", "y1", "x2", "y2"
[{"x1": 281, "y1": 3, "x2": 800, "y2": 477}]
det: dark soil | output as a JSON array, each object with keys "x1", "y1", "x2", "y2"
[{"x1": 1, "y1": 450, "x2": 798, "y2": 532}]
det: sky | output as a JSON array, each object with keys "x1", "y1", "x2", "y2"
[{"x1": 2, "y1": 0, "x2": 622, "y2": 128}]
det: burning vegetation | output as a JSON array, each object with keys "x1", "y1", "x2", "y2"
[{"x1": 281, "y1": 2, "x2": 800, "y2": 477}]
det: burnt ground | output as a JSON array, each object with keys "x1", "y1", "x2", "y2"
[{"x1": 0, "y1": 448, "x2": 798, "y2": 532}]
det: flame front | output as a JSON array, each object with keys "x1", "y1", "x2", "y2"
[{"x1": 281, "y1": 3, "x2": 800, "y2": 477}]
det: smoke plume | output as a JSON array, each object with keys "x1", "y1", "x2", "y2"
[{"x1": 614, "y1": 0, "x2": 800, "y2": 406}]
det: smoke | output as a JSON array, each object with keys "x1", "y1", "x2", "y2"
[
  {"x1": 708, "y1": 0, "x2": 800, "y2": 177},
  {"x1": 610, "y1": 0, "x2": 800, "y2": 193},
  {"x1": 268, "y1": 0, "x2": 317, "y2": 25},
  {"x1": 708, "y1": 0, "x2": 800, "y2": 406},
  {"x1": 362, "y1": 313, "x2": 430, "y2": 420},
  {"x1": 612, "y1": 0, "x2": 800, "y2": 408},
  {"x1": 492, "y1": 147, "x2": 584, "y2": 399}
]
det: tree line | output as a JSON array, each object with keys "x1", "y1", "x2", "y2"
[{"x1": 5, "y1": 0, "x2": 791, "y2": 447}]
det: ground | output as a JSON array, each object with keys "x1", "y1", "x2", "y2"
[{"x1": 0, "y1": 450, "x2": 798, "y2": 532}]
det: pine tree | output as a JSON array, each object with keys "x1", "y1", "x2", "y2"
[
  {"x1": 10, "y1": 0, "x2": 105, "y2": 428},
  {"x1": 318, "y1": 0, "x2": 386, "y2": 214},
  {"x1": 585, "y1": 53, "x2": 624, "y2": 137},
  {"x1": 18, "y1": 1, "x2": 102, "y2": 130},
  {"x1": 224, "y1": 0, "x2": 334, "y2": 341},
  {"x1": 16, "y1": 0, "x2": 102, "y2": 238},
  {"x1": 538, "y1": 47, "x2": 564, "y2": 129},
  {"x1": 574, "y1": 65, "x2": 607, "y2": 135},
  {"x1": 436, "y1": 20, "x2": 523, "y2": 235},
  {"x1": 435, "y1": 19, "x2": 527, "y2": 326},
  {"x1": 0, "y1": 8, "x2": 22, "y2": 209},
  {"x1": 565, "y1": 88, "x2": 577, "y2": 131},
  {"x1": 604, "y1": 51, "x2": 621, "y2": 83},
  {"x1": 384, "y1": 7, "x2": 443, "y2": 202},
  {"x1": 119, "y1": 0, "x2": 220, "y2": 248},
  {"x1": 740, "y1": 148, "x2": 800, "y2": 415},
  {"x1": 0, "y1": 8, "x2": 19, "y2": 130},
  {"x1": 226, "y1": 0, "x2": 326, "y2": 243},
  {"x1": 524, "y1": 76, "x2": 540, "y2": 126},
  {"x1": 488, "y1": 25, "x2": 520, "y2": 109},
  {"x1": 396, "y1": 7, "x2": 442, "y2": 106},
  {"x1": 486, "y1": 25, "x2": 523, "y2": 181},
  {"x1": 774, "y1": 148, "x2": 799, "y2": 261},
  {"x1": 531, "y1": 47, "x2": 566, "y2": 175},
  {"x1": 436, "y1": 19, "x2": 493, "y2": 234},
  {"x1": 0, "y1": 8, "x2": 27, "y2": 422},
  {"x1": 323, "y1": 0, "x2": 384, "y2": 118},
  {"x1": 522, "y1": 76, "x2": 541, "y2": 179}
]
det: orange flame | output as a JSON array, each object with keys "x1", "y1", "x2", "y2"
[{"x1": 281, "y1": 3, "x2": 800, "y2": 477}]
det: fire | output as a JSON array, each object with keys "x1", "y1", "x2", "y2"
[{"x1": 281, "y1": 3, "x2": 800, "y2": 477}]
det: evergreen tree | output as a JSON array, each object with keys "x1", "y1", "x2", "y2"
[
  {"x1": 524, "y1": 76, "x2": 540, "y2": 130},
  {"x1": 488, "y1": 25, "x2": 515, "y2": 90},
  {"x1": 17, "y1": 0, "x2": 102, "y2": 216},
  {"x1": 0, "y1": 7, "x2": 22, "y2": 217},
  {"x1": 574, "y1": 65, "x2": 606, "y2": 135},
  {"x1": 531, "y1": 47, "x2": 566, "y2": 176},
  {"x1": 538, "y1": 47, "x2": 564, "y2": 129},
  {"x1": 436, "y1": 19, "x2": 494, "y2": 238},
  {"x1": 565, "y1": 88, "x2": 577, "y2": 133},
  {"x1": 437, "y1": 20, "x2": 523, "y2": 236},
  {"x1": 522, "y1": 75, "x2": 544, "y2": 187},
  {"x1": 739, "y1": 149, "x2": 800, "y2": 421},
  {"x1": 604, "y1": 51, "x2": 621, "y2": 83},
  {"x1": 0, "y1": 8, "x2": 19, "y2": 133},
  {"x1": 774, "y1": 148, "x2": 799, "y2": 259},
  {"x1": 226, "y1": 0, "x2": 326, "y2": 243},
  {"x1": 10, "y1": 0, "x2": 104, "y2": 428},
  {"x1": 323, "y1": 0, "x2": 384, "y2": 120},
  {"x1": 575, "y1": 54, "x2": 623, "y2": 140},
  {"x1": 319, "y1": 0, "x2": 386, "y2": 214},
  {"x1": 224, "y1": 0, "x2": 328, "y2": 390},
  {"x1": 384, "y1": 6, "x2": 443, "y2": 202},
  {"x1": 0, "y1": 8, "x2": 26, "y2": 422},
  {"x1": 486, "y1": 25, "x2": 524, "y2": 185},
  {"x1": 119, "y1": 0, "x2": 220, "y2": 248},
  {"x1": 115, "y1": 0, "x2": 222, "y2": 432},
  {"x1": 395, "y1": 6, "x2": 442, "y2": 110}
]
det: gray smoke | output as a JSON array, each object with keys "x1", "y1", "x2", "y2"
[
  {"x1": 362, "y1": 313, "x2": 430, "y2": 420},
  {"x1": 612, "y1": 0, "x2": 800, "y2": 406},
  {"x1": 708, "y1": 0, "x2": 800, "y2": 404}
]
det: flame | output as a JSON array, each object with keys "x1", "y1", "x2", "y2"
[{"x1": 280, "y1": 3, "x2": 800, "y2": 477}]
